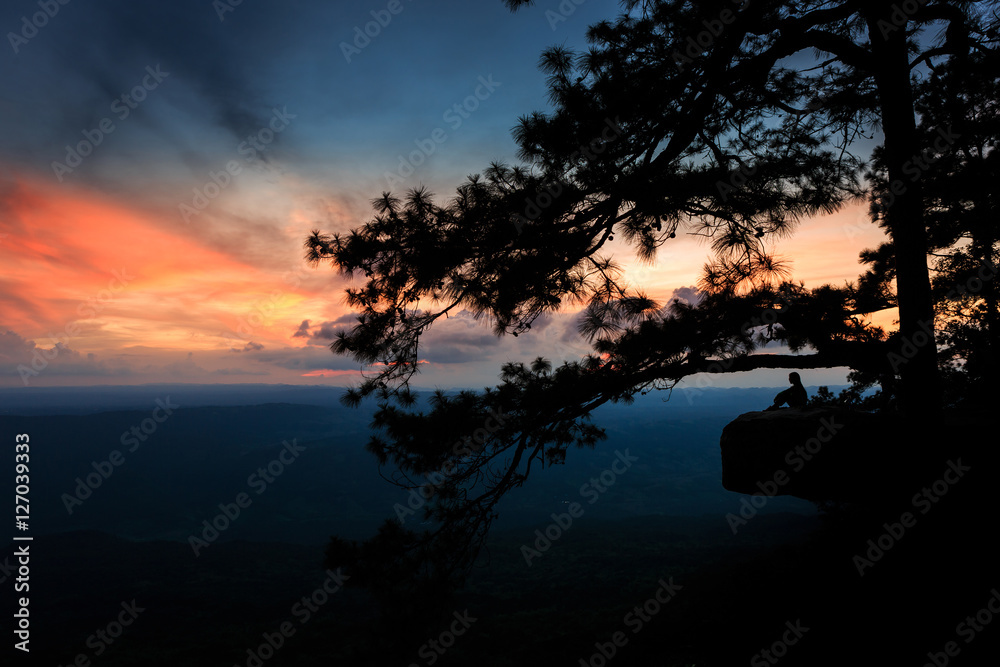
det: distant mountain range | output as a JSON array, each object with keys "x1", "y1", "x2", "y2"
[{"x1": 0, "y1": 386, "x2": 820, "y2": 547}]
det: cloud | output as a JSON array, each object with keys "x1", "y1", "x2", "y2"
[
  {"x1": 530, "y1": 312, "x2": 553, "y2": 332},
  {"x1": 0, "y1": 0, "x2": 295, "y2": 173},
  {"x1": 230, "y1": 341, "x2": 265, "y2": 353},
  {"x1": 310, "y1": 321, "x2": 342, "y2": 342},
  {"x1": 291, "y1": 313, "x2": 358, "y2": 345},
  {"x1": 0, "y1": 329, "x2": 32, "y2": 364},
  {"x1": 419, "y1": 310, "x2": 505, "y2": 364},
  {"x1": 0, "y1": 328, "x2": 135, "y2": 382},
  {"x1": 0, "y1": 327, "x2": 350, "y2": 385},
  {"x1": 669, "y1": 286, "x2": 704, "y2": 306},
  {"x1": 560, "y1": 312, "x2": 585, "y2": 342}
]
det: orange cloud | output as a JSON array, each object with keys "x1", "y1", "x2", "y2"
[{"x1": 0, "y1": 174, "x2": 336, "y2": 353}]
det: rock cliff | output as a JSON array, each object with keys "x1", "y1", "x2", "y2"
[{"x1": 719, "y1": 407, "x2": 909, "y2": 502}]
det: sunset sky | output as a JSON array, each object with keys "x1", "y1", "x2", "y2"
[{"x1": 0, "y1": 0, "x2": 889, "y2": 389}]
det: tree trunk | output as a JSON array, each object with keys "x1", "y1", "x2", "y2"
[{"x1": 865, "y1": 7, "x2": 941, "y2": 415}]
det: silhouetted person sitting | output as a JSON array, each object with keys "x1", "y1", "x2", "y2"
[{"x1": 765, "y1": 372, "x2": 807, "y2": 410}]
